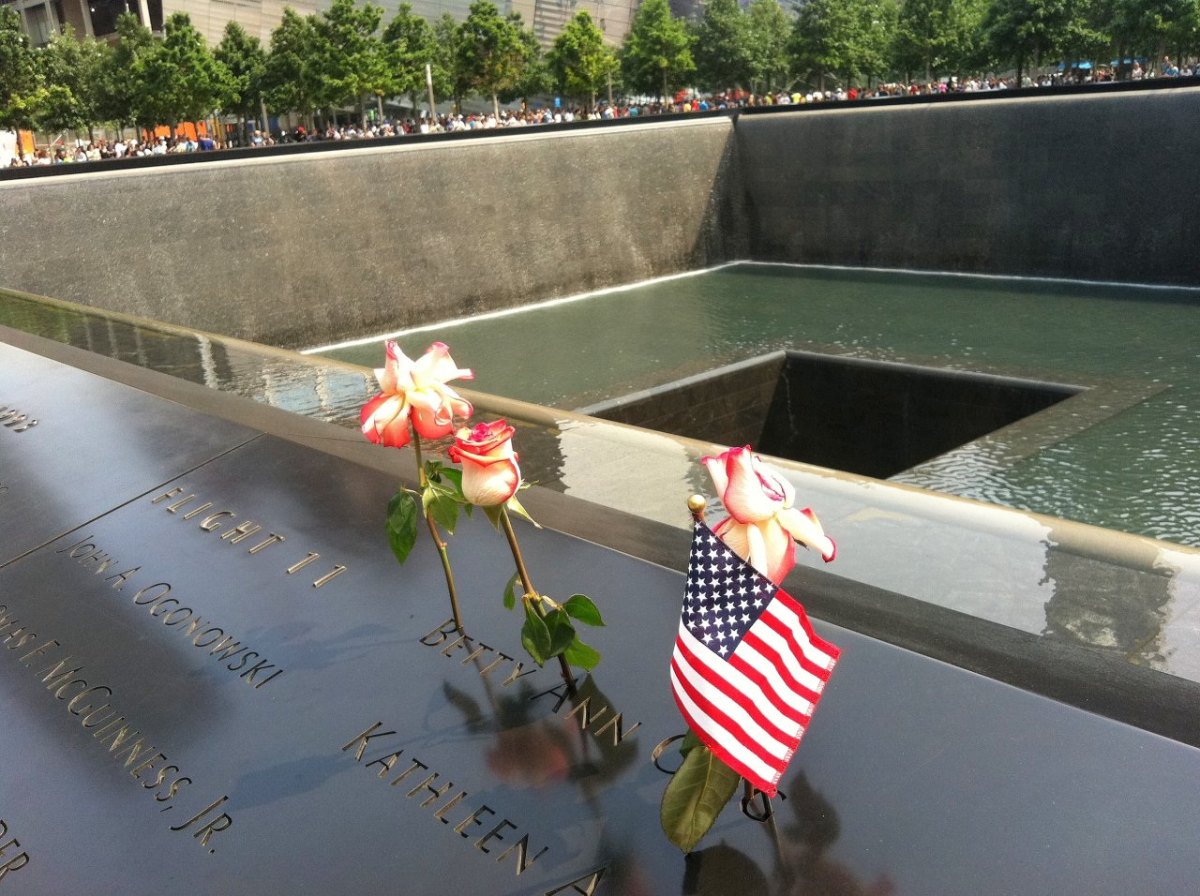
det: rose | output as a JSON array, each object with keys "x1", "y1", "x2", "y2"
[
  {"x1": 360, "y1": 341, "x2": 473, "y2": 447},
  {"x1": 448, "y1": 419, "x2": 521, "y2": 506},
  {"x1": 702, "y1": 446, "x2": 836, "y2": 584}
]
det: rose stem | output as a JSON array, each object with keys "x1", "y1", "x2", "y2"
[
  {"x1": 410, "y1": 422, "x2": 465, "y2": 633},
  {"x1": 499, "y1": 506, "x2": 576, "y2": 693}
]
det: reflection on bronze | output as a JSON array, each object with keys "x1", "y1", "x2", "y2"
[
  {"x1": 166, "y1": 494, "x2": 199, "y2": 514},
  {"x1": 198, "y1": 511, "x2": 236, "y2": 532},
  {"x1": 246, "y1": 534, "x2": 286, "y2": 555},
  {"x1": 342, "y1": 720, "x2": 552, "y2": 876},
  {"x1": 286, "y1": 553, "x2": 320, "y2": 575},
  {"x1": 219, "y1": 521, "x2": 263, "y2": 544},
  {"x1": 311, "y1": 565, "x2": 348, "y2": 588},
  {"x1": 651, "y1": 734, "x2": 688, "y2": 774},
  {"x1": 169, "y1": 794, "x2": 233, "y2": 851},
  {"x1": 0, "y1": 407, "x2": 39, "y2": 433},
  {"x1": 180, "y1": 502, "x2": 215, "y2": 521},
  {"x1": 3, "y1": 623, "x2": 219, "y2": 841},
  {"x1": 543, "y1": 867, "x2": 607, "y2": 895},
  {"x1": 0, "y1": 820, "x2": 31, "y2": 880}
]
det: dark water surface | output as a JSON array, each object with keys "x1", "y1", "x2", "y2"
[{"x1": 317, "y1": 264, "x2": 1200, "y2": 546}]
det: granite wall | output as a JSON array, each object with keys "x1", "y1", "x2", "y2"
[
  {"x1": 2, "y1": 86, "x2": 1198, "y2": 351},
  {"x1": 737, "y1": 86, "x2": 1200, "y2": 284},
  {"x1": 0, "y1": 118, "x2": 743, "y2": 348}
]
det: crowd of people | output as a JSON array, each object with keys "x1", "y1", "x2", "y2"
[{"x1": 7, "y1": 59, "x2": 1196, "y2": 166}]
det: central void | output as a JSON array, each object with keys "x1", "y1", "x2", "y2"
[{"x1": 315, "y1": 264, "x2": 1200, "y2": 546}]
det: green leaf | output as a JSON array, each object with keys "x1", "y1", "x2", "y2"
[
  {"x1": 386, "y1": 490, "x2": 420, "y2": 565},
  {"x1": 483, "y1": 505, "x2": 504, "y2": 531},
  {"x1": 543, "y1": 608, "x2": 577, "y2": 658},
  {"x1": 427, "y1": 492, "x2": 461, "y2": 534},
  {"x1": 505, "y1": 494, "x2": 541, "y2": 528},
  {"x1": 563, "y1": 594, "x2": 605, "y2": 627},
  {"x1": 521, "y1": 601, "x2": 552, "y2": 665},
  {"x1": 502, "y1": 571, "x2": 521, "y2": 610},
  {"x1": 563, "y1": 636, "x2": 601, "y2": 670},
  {"x1": 680, "y1": 728, "x2": 703, "y2": 758},
  {"x1": 660, "y1": 744, "x2": 741, "y2": 853}
]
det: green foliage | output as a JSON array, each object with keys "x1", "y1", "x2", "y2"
[
  {"x1": 384, "y1": 3, "x2": 448, "y2": 110},
  {"x1": 519, "y1": 599, "x2": 602, "y2": 671},
  {"x1": 548, "y1": 11, "x2": 618, "y2": 108},
  {"x1": 421, "y1": 461, "x2": 466, "y2": 535},
  {"x1": 691, "y1": 0, "x2": 754, "y2": 91},
  {"x1": 0, "y1": 6, "x2": 43, "y2": 131},
  {"x1": 386, "y1": 488, "x2": 420, "y2": 564},
  {"x1": 456, "y1": 0, "x2": 534, "y2": 115},
  {"x1": 790, "y1": 0, "x2": 897, "y2": 88},
  {"x1": 660, "y1": 742, "x2": 742, "y2": 853},
  {"x1": 35, "y1": 27, "x2": 108, "y2": 134},
  {"x1": 133, "y1": 13, "x2": 231, "y2": 130},
  {"x1": 313, "y1": 0, "x2": 389, "y2": 124},
  {"x1": 746, "y1": 0, "x2": 793, "y2": 92},
  {"x1": 215, "y1": 22, "x2": 266, "y2": 124},
  {"x1": 563, "y1": 594, "x2": 604, "y2": 627},
  {"x1": 96, "y1": 13, "x2": 155, "y2": 129},
  {"x1": 619, "y1": 0, "x2": 694, "y2": 98},
  {"x1": 894, "y1": 0, "x2": 985, "y2": 78},
  {"x1": 264, "y1": 8, "x2": 322, "y2": 121}
]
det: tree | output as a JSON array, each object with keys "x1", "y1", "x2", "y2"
[
  {"x1": 746, "y1": 0, "x2": 792, "y2": 93},
  {"x1": 96, "y1": 13, "x2": 156, "y2": 132},
  {"x1": 619, "y1": 0, "x2": 694, "y2": 99},
  {"x1": 893, "y1": 0, "x2": 985, "y2": 79},
  {"x1": 982, "y1": 0, "x2": 1085, "y2": 83},
  {"x1": 133, "y1": 13, "x2": 231, "y2": 135},
  {"x1": 456, "y1": 0, "x2": 531, "y2": 117},
  {"x1": 0, "y1": 5, "x2": 43, "y2": 133},
  {"x1": 1103, "y1": 0, "x2": 1197, "y2": 72},
  {"x1": 548, "y1": 11, "x2": 618, "y2": 109},
  {"x1": 433, "y1": 12, "x2": 466, "y2": 112},
  {"x1": 215, "y1": 22, "x2": 266, "y2": 143},
  {"x1": 692, "y1": 0, "x2": 754, "y2": 92},
  {"x1": 313, "y1": 0, "x2": 389, "y2": 127},
  {"x1": 36, "y1": 27, "x2": 109, "y2": 137},
  {"x1": 384, "y1": 4, "x2": 442, "y2": 114},
  {"x1": 790, "y1": 0, "x2": 896, "y2": 88},
  {"x1": 264, "y1": 8, "x2": 322, "y2": 130}
]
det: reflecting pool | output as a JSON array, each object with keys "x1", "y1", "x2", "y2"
[{"x1": 314, "y1": 264, "x2": 1200, "y2": 547}]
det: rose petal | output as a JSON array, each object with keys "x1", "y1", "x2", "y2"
[
  {"x1": 778, "y1": 507, "x2": 837, "y2": 563},
  {"x1": 721, "y1": 448, "x2": 783, "y2": 523}
]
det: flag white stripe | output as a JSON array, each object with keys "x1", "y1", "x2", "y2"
[
  {"x1": 670, "y1": 665, "x2": 782, "y2": 785},
  {"x1": 673, "y1": 630, "x2": 790, "y2": 760},
  {"x1": 733, "y1": 644, "x2": 817, "y2": 718},
  {"x1": 753, "y1": 612, "x2": 831, "y2": 696},
  {"x1": 681, "y1": 628, "x2": 801, "y2": 753},
  {"x1": 768, "y1": 600, "x2": 839, "y2": 669}
]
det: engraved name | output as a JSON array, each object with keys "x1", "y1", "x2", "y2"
[
  {"x1": 0, "y1": 820, "x2": 30, "y2": 882},
  {"x1": 0, "y1": 620, "x2": 233, "y2": 853},
  {"x1": 151, "y1": 487, "x2": 347, "y2": 589},
  {"x1": 52, "y1": 538, "x2": 284, "y2": 690},
  {"x1": 0, "y1": 406, "x2": 38, "y2": 433},
  {"x1": 342, "y1": 723, "x2": 550, "y2": 878},
  {"x1": 420, "y1": 619, "x2": 642, "y2": 748}
]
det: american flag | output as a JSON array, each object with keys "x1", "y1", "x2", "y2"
[{"x1": 670, "y1": 519, "x2": 840, "y2": 797}]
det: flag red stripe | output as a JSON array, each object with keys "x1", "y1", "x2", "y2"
[
  {"x1": 757, "y1": 610, "x2": 836, "y2": 684},
  {"x1": 674, "y1": 633, "x2": 797, "y2": 748},
  {"x1": 670, "y1": 667, "x2": 782, "y2": 796},
  {"x1": 727, "y1": 650, "x2": 813, "y2": 725},
  {"x1": 740, "y1": 629, "x2": 823, "y2": 707},
  {"x1": 671, "y1": 653, "x2": 786, "y2": 773},
  {"x1": 773, "y1": 590, "x2": 841, "y2": 663}
]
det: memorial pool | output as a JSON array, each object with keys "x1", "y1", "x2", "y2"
[{"x1": 315, "y1": 263, "x2": 1200, "y2": 548}]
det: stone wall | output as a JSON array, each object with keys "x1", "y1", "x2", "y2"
[
  {"x1": 0, "y1": 118, "x2": 742, "y2": 348},
  {"x1": 3, "y1": 86, "x2": 1198, "y2": 351},
  {"x1": 737, "y1": 86, "x2": 1200, "y2": 285}
]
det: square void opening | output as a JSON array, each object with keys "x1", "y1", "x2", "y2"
[{"x1": 581, "y1": 351, "x2": 1083, "y2": 478}]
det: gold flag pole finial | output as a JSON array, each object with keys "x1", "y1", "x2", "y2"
[{"x1": 687, "y1": 495, "x2": 707, "y2": 522}]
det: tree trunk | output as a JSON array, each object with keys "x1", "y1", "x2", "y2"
[{"x1": 492, "y1": 92, "x2": 499, "y2": 119}]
